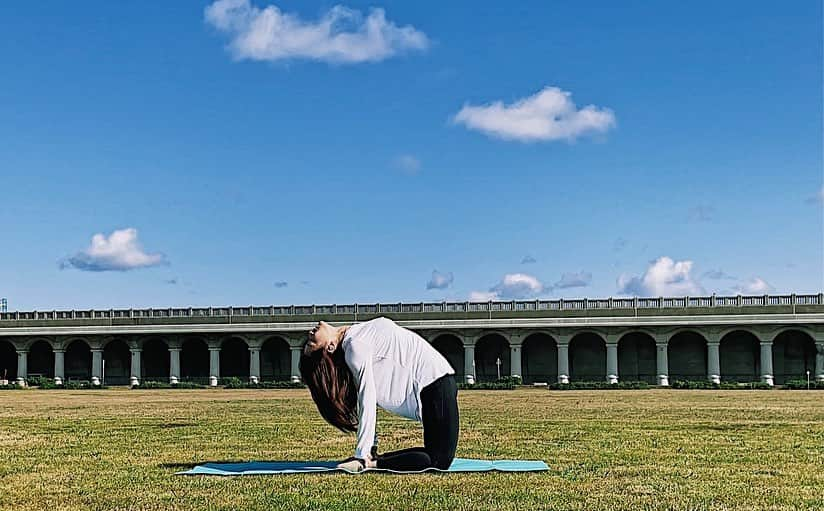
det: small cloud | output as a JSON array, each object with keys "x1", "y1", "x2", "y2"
[
  {"x1": 553, "y1": 271, "x2": 592, "y2": 289},
  {"x1": 205, "y1": 0, "x2": 429, "y2": 64},
  {"x1": 617, "y1": 256, "x2": 704, "y2": 296},
  {"x1": 426, "y1": 270, "x2": 453, "y2": 290},
  {"x1": 60, "y1": 228, "x2": 167, "y2": 272},
  {"x1": 805, "y1": 186, "x2": 824, "y2": 205},
  {"x1": 300, "y1": 280, "x2": 310, "y2": 286},
  {"x1": 274, "y1": 281, "x2": 288, "y2": 288},
  {"x1": 393, "y1": 154, "x2": 421, "y2": 175},
  {"x1": 702, "y1": 269, "x2": 737, "y2": 281},
  {"x1": 470, "y1": 272, "x2": 545, "y2": 301},
  {"x1": 688, "y1": 205, "x2": 715, "y2": 223},
  {"x1": 520, "y1": 255, "x2": 537, "y2": 264},
  {"x1": 452, "y1": 86, "x2": 615, "y2": 143},
  {"x1": 733, "y1": 277, "x2": 773, "y2": 294},
  {"x1": 613, "y1": 237, "x2": 628, "y2": 252},
  {"x1": 164, "y1": 278, "x2": 178, "y2": 285}
]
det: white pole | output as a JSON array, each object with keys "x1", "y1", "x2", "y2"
[
  {"x1": 102, "y1": 359, "x2": 106, "y2": 387},
  {"x1": 807, "y1": 370, "x2": 811, "y2": 390},
  {"x1": 496, "y1": 357, "x2": 501, "y2": 380}
]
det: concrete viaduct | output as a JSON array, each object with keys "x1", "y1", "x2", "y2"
[{"x1": 1, "y1": 294, "x2": 823, "y2": 387}]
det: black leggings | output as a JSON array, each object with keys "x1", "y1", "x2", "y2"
[{"x1": 375, "y1": 373, "x2": 459, "y2": 471}]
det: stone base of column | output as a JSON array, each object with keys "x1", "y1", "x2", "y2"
[
  {"x1": 91, "y1": 376, "x2": 101, "y2": 386},
  {"x1": 607, "y1": 374, "x2": 618, "y2": 384},
  {"x1": 291, "y1": 375, "x2": 300, "y2": 383},
  {"x1": 130, "y1": 376, "x2": 139, "y2": 387},
  {"x1": 249, "y1": 376, "x2": 259, "y2": 384},
  {"x1": 209, "y1": 376, "x2": 218, "y2": 387},
  {"x1": 709, "y1": 374, "x2": 720, "y2": 384},
  {"x1": 15, "y1": 377, "x2": 26, "y2": 387},
  {"x1": 816, "y1": 374, "x2": 824, "y2": 383},
  {"x1": 170, "y1": 376, "x2": 179, "y2": 385},
  {"x1": 761, "y1": 374, "x2": 774, "y2": 386},
  {"x1": 558, "y1": 374, "x2": 569, "y2": 384},
  {"x1": 465, "y1": 374, "x2": 475, "y2": 385},
  {"x1": 658, "y1": 374, "x2": 669, "y2": 387},
  {"x1": 54, "y1": 377, "x2": 63, "y2": 386}
]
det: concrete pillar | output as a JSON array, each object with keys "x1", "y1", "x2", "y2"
[
  {"x1": 249, "y1": 347, "x2": 260, "y2": 384},
  {"x1": 54, "y1": 349, "x2": 65, "y2": 386},
  {"x1": 169, "y1": 348, "x2": 181, "y2": 384},
  {"x1": 759, "y1": 341, "x2": 774, "y2": 386},
  {"x1": 463, "y1": 342, "x2": 475, "y2": 384},
  {"x1": 209, "y1": 347, "x2": 220, "y2": 387},
  {"x1": 815, "y1": 342, "x2": 824, "y2": 382},
  {"x1": 707, "y1": 341, "x2": 721, "y2": 384},
  {"x1": 557, "y1": 338, "x2": 570, "y2": 384},
  {"x1": 510, "y1": 343, "x2": 522, "y2": 380},
  {"x1": 655, "y1": 340, "x2": 669, "y2": 386},
  {"x1": 290, "y1": 346, "x2": 302, "y2": 383},
  {"x1": 91, "y1": 348, "x2": 103, "y2": 386},
  {"x1": 130, "y1": 348, "x2": 142, "y2": 387},
  {"x1": 16, "y1": 349, "x2": 28, "y2": 386},
  {"x1": 606, "y1": 342, "x2": 619, "y2": 384}
]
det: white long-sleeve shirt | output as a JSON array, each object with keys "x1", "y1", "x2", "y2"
[{"x1": 342, "y1": 316, "x2": 454, "y2": 459}]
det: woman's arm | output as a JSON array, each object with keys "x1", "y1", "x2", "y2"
[{"x1": 345, "y1": 344, "x2": 377, "y2": 461}]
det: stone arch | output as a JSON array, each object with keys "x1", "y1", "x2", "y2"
[
  {"x1": 772, "y1": 330, "x2": 816, "y2": 385},
  {"x1": 65, "y1": 339, "x2": 92, "y2": 382},
  {"x1": 521, "y1": 333, "x2": 557, "y2": 384},
  {"x1": 261, "y1": 336, "x2": 291, "y2": 381},
  {"x1": 720, "y1": 330, "x2": 760, "y2": 382},
  {"x1": 474, "y1": 333, "x2": 509, "y2": 382},
  {"x1": 0, "y1": 339, "x2": 17, "y2": 382},
  {"x1": 569, "y1": 332, "x2": 606, "y2": 381},
  {"x1": 220, "y1": 337, "x2": 249, "y2": 379},
  {"x1": 618, "y1": 332, "x2": 657, "y2": 384},
  {"x1": 142, "y1": 337, "x2": 169, "y2": 382},
  {"x1": 103, "y1": 339, "x2": 131, "y2": 385},
  {"x1": 668, "y1": 331, "x2": 707, "y2": 381},
  {"x1": 431, "y1": 334, "x2": 464, "y2": 382},
  {"x1": 28, "y1": 340, "x2": 54, "y2": 378},
  {"x1": 181, "y1": 337, "x2": 209, "y2": 383}
]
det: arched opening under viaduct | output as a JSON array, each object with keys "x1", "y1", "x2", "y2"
[
  {"x1": 103, "y1": 339, "x2": 131, "y2": 385},
  {"x1": 720, "y1": 330, "x2": 760, "y2": 382},
  {"x1": 220, "y1": 337, "x2": 249, "y2": 379},
  {"x1": 521, "y1": 333, "x2": 557, "y2": 384},
  {"x1": 142, "y1": 338, "x2": 170, "y2": 382},
  {"x1": 772, "y1": 330, "x2": 816, "y2": 385},
  {"x1": 261, "y1": 337, "x2": 291, "y2": 381},
  {"x1": 618, "y1": 332, "x2": 657, "y2": 384},
  {"x1": 65, "y1": 339, "x2": 92, "y2": 382},
  {"x1": 569, "y1": 332, "x2": 605, "y2": 382},
  {"x1": 474, "y1": 334, "x2": 509, "y2": 382},
  {"x1": 0, "y1": 340, "x2": 17, "y2": 382},
  {"x1": 431, "y1": 334, "x2": 464, "y2": 382},
  {"x1": 668, "y1": 331, "x2": 706, "y2": 382},
  {"x1": 28, "y1": 340, "x2": 54, "y2": 379},
  {"x1": 181, "y1": 338, "x2": 209, "y2": 383}
]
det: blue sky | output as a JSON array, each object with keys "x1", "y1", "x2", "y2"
[{"x1": 0, "y1": 0, "x2": 821, "y2": 310}]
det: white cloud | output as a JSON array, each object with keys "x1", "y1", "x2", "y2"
[
  {"x1": 702, "y1": 269, "x2": 736, "y2": 281},
  {"x1": 733, "y1": 277, "x2": 773, "y2": 294},
  {"x1": 205, "y1": 0, "x2": 429, "y2": 64},
  {"x1": 805, "y1": 186, "x2": 824, "y2": 205},
  {"x1": 553, "y1": 271, "x2": 592, "y2": 289},
  {"x1": 617, "y1": 256, "x2": 704, "y2": 296},
  {"x1": 393, "y1": 154, "x2": 421, "y2": 175},
  {"x1": 520, "y1": 255, "x2": 537, "y2": 264},
  {"x1": 60, "y1": 228, "x2": 166, "y2": 272},
  {"x1": 426, "y1": 270, "x2": 453, "y2": 290},
  {"x1": 470, "y1": 273, "x2": 545, "y2": 301},
  {"x1": 274, "y1": 281, "x2": 288, "y2": 288},
  {"x1": 452, "y1": 86, "x2": 615, "y2": 142}
]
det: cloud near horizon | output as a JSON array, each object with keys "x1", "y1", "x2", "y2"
[
  {"x1": 452, "y1": 86, "x2": 615, "y2": 142},
  {"x1": 205, "y1": 0, "x2": 429, "y2": 64},
  {"x1": 470, "y1": 273, "x2": 545, "y2": 301},
  {"x1": 60, "y1": 228, "x2": 167, "y2": 272},
  {"x1": 617, "y1": 256, "x2": 704, "y2": 296},
  {"x1": 426, "y1": 270, "x2": 453, "y2": 290}
]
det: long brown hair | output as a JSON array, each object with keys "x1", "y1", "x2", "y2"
[{"x1": 299, "y1": 343, "x2": 358, "y2": 432}]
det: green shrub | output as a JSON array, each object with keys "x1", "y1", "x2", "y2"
[
  {"x1": 783, "y1": 379, "x2": 824, "y2": 390},
  {"x1": 670, "y1": 380, "x2": 772, "y2": 390},
  {"x1": 0, "y1": 383, "x2": 22, "y2": 390},
  {"x1": 548, "y1": 381, "x2": 650, "y2": 390},
  {"x1": 224, "y1": 380, "x2": 306, "y2": 389},
  {"x1": 219, "y1": 377, "x2": 244, "y2": 388},
  {"x1": 459, "y1": 376, "x2": 521, "y2": 390}
]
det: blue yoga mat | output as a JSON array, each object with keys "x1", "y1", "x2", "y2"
[{"x1": 178, "y1": 458, "x2": 548, "y2": 475}]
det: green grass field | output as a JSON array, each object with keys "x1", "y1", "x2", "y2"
[{"x1": 1, "y1": 388, "x2": 822, "y2": 511}]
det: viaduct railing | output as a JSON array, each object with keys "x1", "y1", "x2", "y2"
[{"x1": 1, "y1": 293, "x2": 822, "y2": 322}]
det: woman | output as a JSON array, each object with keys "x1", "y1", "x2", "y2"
[{"x1": 300, "y1": 316, "x2": 459, "y2": 473}]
